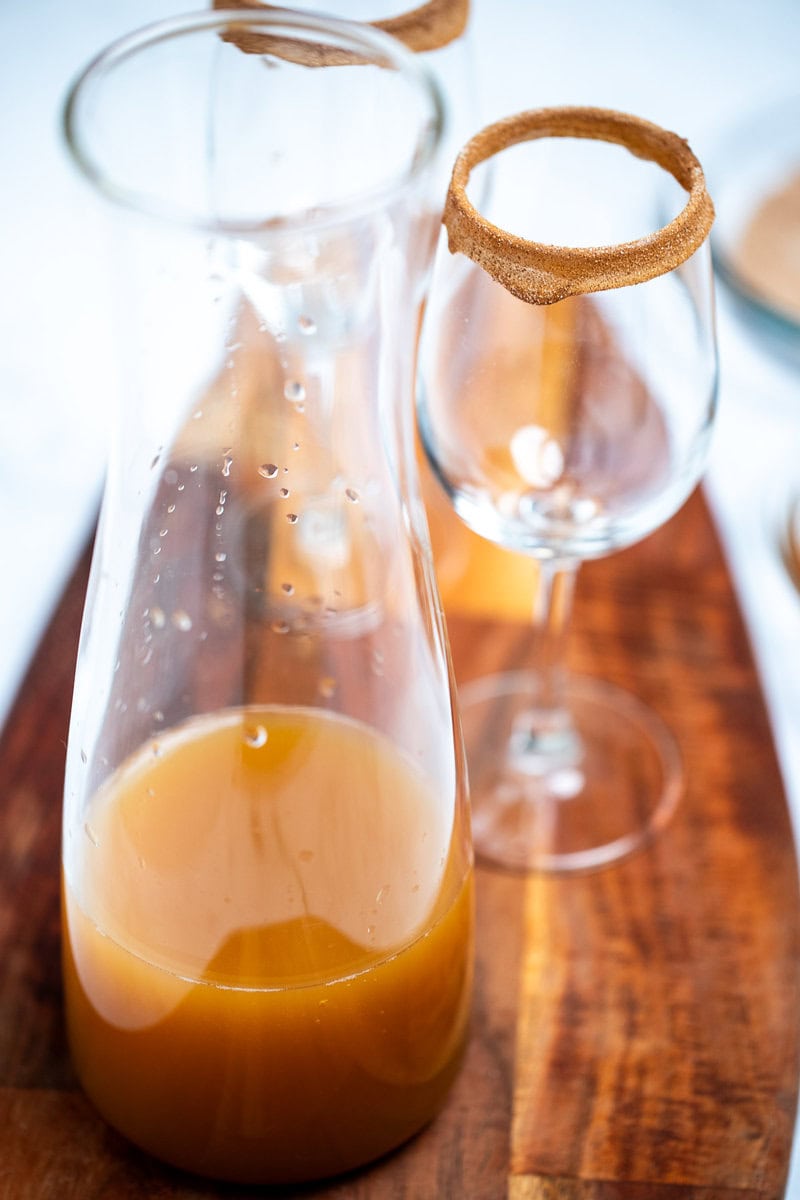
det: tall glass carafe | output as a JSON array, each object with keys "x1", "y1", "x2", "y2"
[{"x1": 60, "y1": 10, "x2": 472, "y2": 1186}]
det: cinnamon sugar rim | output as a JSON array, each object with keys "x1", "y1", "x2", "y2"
[
  {"x1": 443, "y1": 106, "x2": 715, "y2": 305},
  {"x1": 213, "y1": 0, "x2": 469, "y2": 59}
]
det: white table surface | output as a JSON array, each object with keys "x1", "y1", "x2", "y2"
[{"x1": 2, "y1": 0, "x2": 800, "y2": 1191}]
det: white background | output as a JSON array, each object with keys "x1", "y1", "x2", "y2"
[{"x1": 2, "y1": 0, "x2": 800, "y2": 1191}]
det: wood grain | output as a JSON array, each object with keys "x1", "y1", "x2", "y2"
[{"x1": 1, "y1": 486, "x2": 798, "y2": 1199}]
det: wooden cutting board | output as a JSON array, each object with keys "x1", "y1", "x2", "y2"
[{"x1": 1, "y1": 486, "x2": 798, "y2": 1199}]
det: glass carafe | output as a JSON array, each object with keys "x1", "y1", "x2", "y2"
[{"x1": 60, "y1": 10, "x2": 472, "y2": 1186}]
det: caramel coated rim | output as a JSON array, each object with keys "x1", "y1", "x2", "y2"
[
  {"x1": 213, "y1": 0, "x2": 469, "y2": 60},
  {"x1": 443, "y1": 106, "x2": 715, "y2": 305}
]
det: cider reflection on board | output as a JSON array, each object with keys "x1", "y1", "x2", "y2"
[{"x1": 63, "y1": 706, "x2": 473, "y2": 1185}]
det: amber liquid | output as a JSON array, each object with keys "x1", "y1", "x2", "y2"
[{"x1": 63, "y1": 707, "x2": 473, "y2": 1184}]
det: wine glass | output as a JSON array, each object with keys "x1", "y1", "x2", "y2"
[{"x1": 418, "y1": 107, "x2": 719, "y2": 872}]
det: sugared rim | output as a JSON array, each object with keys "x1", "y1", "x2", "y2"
[
  {"x1": 443, "y1": 106, "x2": 715, "y2": 305},
  {"x1": 212, "y1": 0, "x2": 469, "y2": 56}
]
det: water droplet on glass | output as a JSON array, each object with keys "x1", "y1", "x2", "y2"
[
  {"x1": 318, "y1": 676, "x2": 337, "y2": 699},
  {"x1": 279, "y1": 487, "x2": 290, "y2": 498},
  {"x1": 215, "y1": 551, "x2": 227, "y2": 563},
  {"x1": 222, "y1": 456, "x2": 233, "y2": 477},
  {"x1": 167, "y1": 503, "x2": 176, "y2": 515},
  {"x1": 150, "y1": 606, "x2": 165, "y2": 629},
  {"x1": 366, "y1": 924, "x2": 376, "y2": 938},
  {"x1": 84, "y1": 822, "x2": 99, "y2": 847},
  {"x1": 281, "y1": 582, "x2": 294, "y2": 595},
  {"x1": 172, "y1": 609, "x2": 192, "y2": 632},
  {"x1": 177, "y1": 483, "x2": 185, "y2": 493},
  {"x1": 244, "y1": 725, "x2": 268, "y2": 749},
  {"x1": 292, "y1": 442, "x2": 300, "y2": 452},
  {"x1": 189, "y1": 464, "x2": 198, "y2": 474},
  {"x1": 159, "y1": 528, "x2": 168, "y2": 538},
  {"x1": 150, "y1": 453, "x2": 161, "y2": 470},
  {"x1": 284, "y1": 380, "x2": 306, "y2": 403},
  {"x1": 258, "y1": 463, "x2": 279, "y2": 479},
  {"x1": 80, "y1": 748, "x2": 87, "y2": 765},
  {"x1": 345, "y1": 487, "x2": 360, "y2": 503},
  {"x1": 298, "y1": 314, "x2": 317, "y2": 336},
  {"x1": 193, "y1": 409, "x2": 203, "y2": 421},
  {"x1": 375, "y1": 885, "x2": 390, "y2": 905},
  {"x1": 271, "y1": 618, "x2": 290, "y2": 634},
  {"x1": 286, "y1": 512, "x2": 299, "y2": 524},
  {"x1": 154, "y1": 710, "x2": 164, "y2": 723}
]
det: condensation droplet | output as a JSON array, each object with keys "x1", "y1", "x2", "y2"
[
  {"x1": 150, "y1": 452, "x2": 161, "y2": 470},
  {"x1": 284, "y1": 380, "x2": 306, "y2": 403},
  {"x1": 80, "y1": 748, "x2": 87, "y2": 765},
  {"x1": 159, "y1": 528, "x2": 168, "y2": 538},
  {"x1": 258, "y1": 463, "x2": 279, "y2": 479},
  {"x1": 244, "y1": 724, "x2": 268, "y2": 749},
  {"x1": 84, "y1": 822, "x2": 99, "y2": 847},
  {"x1": 298, "y1": 314, "x2": 317, "y2": 335},
  {"x1": 172, "y1": 609, "x2": 193, "y2": 632},
  {"x1": 222, "y1": 456, "x2": 233, "y2": 477},
  {"x1": 154, "y1": 710, "x2": 164, "y2": 723},
  {"x1": 189, "y1": 464, "x2": 199, "y2": 474},
  {"x1": 193, "y1": 409, "x2": 203, "y2": 421},
  {"x1": 292, "y1": 442, "x2": 300, "y2": 451},
  {"x1": 281, "y1": 582, "x2": 294, "y2": 595},
  {"x1": 150, "y1": 607, "x2": 165, "y2": 629},
  {"x1": 375, "y1": 884, "x2": 390, "y2": 904},
  {"x1": 345, "y1": 487, "x2": 360, "y2": 503},
  {"x1": 318, "y1": 676, "x2": 337, "y2": 699},
  {"x1": 271, "y1": 618, "x2": 290, "y2": 634},
  {"x1": 279, "y1": 487, "x2": 290, "y2": 498},
  {"x1": 177, "y1": 483, "x2": 185, "y2": 493},
  {"x1": 286, "y1": 512, "x2": 299, "y2": 524},
  {"x1": 167, "y1": 503, "x2": 176, "y2": 514}
]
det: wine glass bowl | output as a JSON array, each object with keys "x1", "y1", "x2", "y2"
[{"x1": 418, "y1": 108, "x2": 719, "y2": 872}]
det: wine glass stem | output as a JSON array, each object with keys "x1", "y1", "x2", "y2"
[{"x1": 508, "y1": 558, "x2": 581, "y2": 774}]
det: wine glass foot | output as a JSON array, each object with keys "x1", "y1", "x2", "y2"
[{"x1": 459, "y1": 671, "x2": 682, "y2": 873}]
